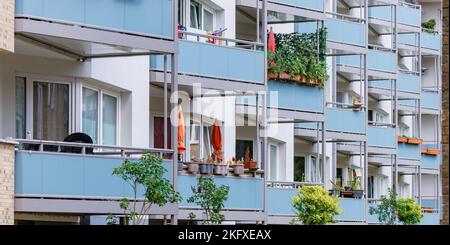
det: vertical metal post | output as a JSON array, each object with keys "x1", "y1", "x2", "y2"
[
  {"x1": 262, "y1": 0, "x2": 268, "y2": 225},
  {"x1": 171, "y1": 0, "x2": 179, "y2": 225},
  {"x1": 316, "y1": 122, "x2": 320, "y2": 183},
  {"x1": 321, "y1": 121, "x2": 326, "y2": 185},
  {"x1": 256, "y1": 0, "x2": 260, "y2": 43},
  {"x1": 164, "y1": 55, "x2": 168, "y2": 150},
  {"x1": 256, "y1": 94, "x2": 260, "y2": 168}
]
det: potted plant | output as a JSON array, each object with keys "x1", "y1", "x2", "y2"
[
  {"x1": 329, "y1": 180, "x2": 344, "y2": 197},
  {"x1": 422, "y1": 19, "x2": 436, "y2": 33},
  {"x1": 199, "y1": 158, "x2": 214, "y2": 175},
  {"x1": 213, "y1": 161, "x2": 228, "y2": 176},
  {"x1": 229, "y1": 160, "x2": 245, "y2": 176},
  {"x1": 245, "y1": 160, "x2": 258, "y2": 170},
  {"x1": 350, "y1": 176, "x2": 364, "y2": 199}
]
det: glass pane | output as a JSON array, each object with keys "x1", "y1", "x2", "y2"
[
  {"x1": 190, "y1": 2, "x2": 200, "y2": 29},
  {"x1": 15, "y1": 77, "x2": 26, "y2": 139},
  {"x1": 33, "y1": 82, "x2": 69, "y2": 141},
  {"x1": 82, "y1": 87, "x2": 99, "y2": 143},
  {"x1": 203, "y1": 9, "x2": 213, "y2": 32},
  {"x1": 294, "y1": 156, "x2": 305, "y2": 182},
  {"x1": 102, "y1": 94, "x2": 117, "y2": 145},
  {"x1": 236, "y1": 140, "x2": 253, "y2": 161},
  {"x1": 270, "y1": 145, "x2": 277, "y2": 181}
]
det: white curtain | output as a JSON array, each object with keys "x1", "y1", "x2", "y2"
[
  {"x1": 82, "y1": 87, "x2": 99, "y2": 143},
  {"x1": 102, "y1": 94, "x2": 117, "y2": 145}
]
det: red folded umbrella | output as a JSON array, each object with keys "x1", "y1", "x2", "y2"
[
  {"x1": 268, "y1": 27, "x2": 276, "y2": 54},
  {"x1": 177, "y1": 106, "x2": 186, "y2": 154},
  {"x1": 210, "y1": 121, "x2": 223, "y2": 162}
]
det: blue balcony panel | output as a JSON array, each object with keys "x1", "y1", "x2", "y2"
[
  {"x1": 15, "y1": 152, "x2": 172, "y2": 198},
  {"x1": 421, "y1": 91, "x2": 441, "y2": 110},
  {"x1": 398, "y1": 143, "x2": 421, "y2": 160},
  {"x1": 266, "y1": 188, "x2": 297, "y2": 215},
  {"x1": 326, "y1": 108, "x2": 365, "y2": 134},
  {"x1": 178, "y1": 175, "x2": 264, "y2": 210},
  {"x1": 368, "y1": 6, "x2": 393, "y2": 22},
  {"x1": 422, "y1": 199, "x2": 439, "y2": 210},
  {"x1": 337, "y1": 50, "x2": 396, "y2": 73},
  {"x1": 421, "y1": 154, "x2": 440, "y2": 170},
  {"x1": 150, "y1": 40, "x2": 264, "y2": 84},
  {"x1": 369, "y1": 80, "x2": 392, "y2": 90},
  {"x1": 325, "y1": 19, "x2": 366, "y2": 47},
  {"x1": 397, "y1": 5, "x2": 421, "y2": 27},
  {"x1": 15, "y1": 0, "x2": 174, "y2": 38},
  {"x1": 420, "y1": 213, "x2": 440, "y2": 225},
  {"x1": 335, "y1": 198, "x2": 365, "y2": 222},
  {"x1": 368, "y1": 126, "x2": 396, "y2": 148},
  {"x1": 295, "y1": 122, "x2": 319, "y2": 130},
  {"x1": 398, "y1": 33, "x2": 418, "y2": 47},
  {"x1": 398, "y1": 73, "x2": 421, "y2": 94},
  {"x1": 272, "y1": 0, "x2": 324, "y2": 11},
  {"x1": 421, "y1": 32, "x2": 441, "y2": 51},
  {"x1": 268, "y1": 80, "x2": 324, "y2": 113}
]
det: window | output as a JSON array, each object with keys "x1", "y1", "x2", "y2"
[
  {"x1": 236, "y1": 140, "x2": 253, "y2": 161},
  {"x1": 336, "y1": 168, "x2": 343, "y2": 187},
  {"x1": 190, "y1": 123, "x2": 200, "y2": 144},
  {"x1": 15, "y1": 77, "x2": 26, "y2": 139},
  {"x1": 189, "y1": 0, "x2": 215, "y2": 32},
  {"x1": 33, "y1": 81, "x2": 69, "y2": 141},
  {"x1": 399, "y1": 124, "x2": 410, "y2": 137},
  {"x1": 310, "y1": 156, "x2": 323, "y2": 183},
  {"x1": 82, "y1": 87, "x2": 119, "y2": 145},
  {"x1": 190, "y1": 0, "x2": 201, "y2": 29},
  {"x1": 369, "y1": 110, "x2": 387, "y2": 123},
  {"x1": 368, "y1": 176, "x2": 374, "y2": 199},
  {"x1": 294, "y1": 156, "x2": 306, "y2": 182}
]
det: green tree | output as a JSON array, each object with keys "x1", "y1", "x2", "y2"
[
  {"x1": 291, "y1": 186, "x2": 341, "y2": 225},
  {"x1": 397, "y1": 198, "x2": 423, "y2": 225},
  {"x1": 112, "y1": 152, "x2": 181, "y2": 225},
  {"x1": 188, "y1": 176, "x2": 230, "y2": 225}
]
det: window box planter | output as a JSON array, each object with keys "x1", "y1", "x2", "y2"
[
  {"x1": 213, "y1": 164, "x2": 228, "y2": 176},
  {"x1": 398, "y1": 136, "x2": 408, "y2": 143},
  {"x1": 328, "y1": 189, "x2": 341, "y2": 197},
  {"x1": 407, "y1": 138, "x2": 423, "y2": 145},
  {"x1": 199, "y1": 163, "x2": 214, "y2": 175},
  {"x1": 421, "y1": 148, "x2": 441, "y2": 155}
]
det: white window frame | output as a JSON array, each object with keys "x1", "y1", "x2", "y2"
[
  {"x1": 188, "y1": 0, "x2": 216, "y2": 32},
  {"x1": 268, "y1": 143, "x2": 279, "y2": 181},
  {"x1": 293, "y1": 154, "x2": 307, "y2": 182},
  {"x1": 81, "y1": 84, "x2": 120, "y2": 146},
  {"x1": 17, "y1": 73, "x2": 74, "y2": 140}
]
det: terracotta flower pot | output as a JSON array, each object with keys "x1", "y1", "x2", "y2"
[
  {"x1": 187, "y1": 163, "x2": 199, "y2": 174},
  {"x1": 213, "y1": 164, "x2": 228, "y2": 176},
  {"x1": 279, "y1": 73, "x2": 290, "y2": 80},
  {"x1": 245, "y1": 161, "x2": 258, "y2": 170},
  {"x1": 268, "y1": 72, "x2": 278, "y2": 80},
  {"x1": 232, "y1": 165, "x2": 245, "y2": 176}
]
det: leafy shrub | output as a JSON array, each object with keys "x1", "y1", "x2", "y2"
[{"x1": 397, "y1": 198, "x2": 423, "y2": 225}]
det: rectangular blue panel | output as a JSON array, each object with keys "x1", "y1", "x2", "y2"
[
  {"x1": 421, "y1": 32, "x2": 441, "y2": 51},
  {"x1": 368, "y1": 204, "x2": 380, "y2": 223},
  {"x1": 15, "y1": 0, "x2": 173, "y2": 38},
  {"x1": 398, "y1": 33, "x2": 418, "y2": 47},
  {"x1": 325, "y1": 19, "x2": 366, "y2": 47},
  {"x1": 326, "y1": 108, "x2": 365, "y2": 134},
  {"x1": 368, "y1": 6, "x2": 393, "y2": 22},
  {"x1": 398, "y1": 73, "x2": 420, "y2": 94},
  {"x1": 272, "y1": 0, "x2": 324, "y2": 11},
  {"x1": 15, "y1": 152, "x2": 173, "y2": 198},
  {"x1": 421, "y1": 91, "x2": 440, "y2": 110},
  {"x1": 420, "y1": 213, "x2": 440, "y2": 225},
  {"x1": 178, "y1": 175, "x2": 264, "y2": 210},
  {"x1": 398, "y1": 143, "x2": 421, "y2": 160},
  {"x1": 335, "y1": 198, "x2": 365, "y2": 222},
  {"x1": 268, "y1": 80, "x2": 324, "y2": 113},
  {"x1": 421, "y1": 154, "x2": 440, "y2": 170},
  {"x1": 368, "y1": 127, "x2": 396, "y2": 148},
  {"x1": 397, "y1": 5, "x2": 421, "y2": 27},
  {"x1": 150, "y1": 41, "x2": 265, "y2": 84},
  {"x1": 368, "y1": 50, "x2": 396, "y2": 73},
  {"x1": 294, "y1": 122, "x2": 319, "y2": 130},
  {"x1": 369, "y1": 80, "x2": 392, "y2": 90},
  {"x1": 421, "y1": 199, "x2": 438, "y2": 209},
  {"x1": 266, "y1": 188, "x2": 297, "y2": 215}
]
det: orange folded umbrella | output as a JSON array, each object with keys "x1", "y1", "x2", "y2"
[
  {"x1": 177, "y1": 106, "x2": 186, "y2": 154},
  {"x1": 268, "y1": 27, "x2": 276, "y2": 54},
  {"x1": 211, "y1": 121, "x2": 223, "y2": 162}
]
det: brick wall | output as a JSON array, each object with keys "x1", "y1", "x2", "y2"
[
  {"x1": 0, "y1": 140, "x2": 15, "y2": 225},
  {"x1": 442, "y1": 0, "x2": 449, "y2": 226}
]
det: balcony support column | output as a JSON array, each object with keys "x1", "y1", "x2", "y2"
[
  {"x1": 171, "y1": 52, "x2": 179, "y2": 225},
  {"x1": 261, "y1": 0, "x2": 268, "y2": 225},
  {"x1": 0, "y1": 140, "x2": 16, "y2": 225},
  {"x1": 164, "y1": 55, "x2": 168, "y2": 150}
]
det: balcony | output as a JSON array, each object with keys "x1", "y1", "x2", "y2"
[
  {"x1": 326, "y1": 107, "x2": 365, "y2": 139},
  {"x1": 14, "y1": 0, "x2": 176, "y2": 56},
  {"x1": 335, "y1": 198, "x2": 366, "y2": 222},
  {"x1": 420, "y1": 213, "x2": 440, "y2": 225},
  {"x1": 421, "y1": 90, "x2": 441, "y2": 110},
  {"x1": 336, "y1": 49, "x2": 396, "y2": 78},
  {"x1": 398, "y1": 142, "x2": 421, "y2": 161},
  {"x1": 272, "y1": 0, "x2": 324, "y2": 12},
  {"x1": 266, "y1": 187, "x2": 297, "y2": 215},
  {"x1": 421, "y1": 32, "x2": 441, "y2": 53},
  {"x1": 150, "y1": 38, "x2": 265, "y2": 89},
  {"x1": 178, "y1": 175, "x2": 264, "y2": 210},
  {"x1": 368, "y1": 126, "x2": 396, "y2": 149},
  {"x1": 421, "y1": 144, "x2": 441, "y2": 170},
  {"x1": 15, "y1": 0, "x2": 174, "y2": 39},
  {"x1": 398, "y1": 33, "x2": 418, "y2": 47},
  {"x1": 368, "y1": 3, "x2": 420, "y2": 30},
  {"x1": 397, "y1": 3, "x2": 421, "y2": 28},
  {"x1": 267, "y1": 80, "x2": 324, "y2": 116},
  {"x1": 398, "y1": 72, "x2": 421, "y2": 95},
  {"x1": 368, "y1": 5, "x2": 394, "y2": 23}
]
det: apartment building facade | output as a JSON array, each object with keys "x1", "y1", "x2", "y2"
[{"x1": 0, "y1": 0, "x2": 444, "y2": 225}]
